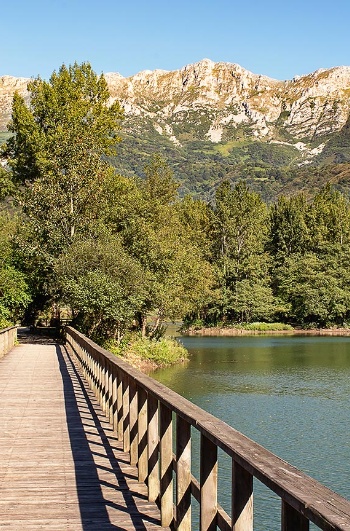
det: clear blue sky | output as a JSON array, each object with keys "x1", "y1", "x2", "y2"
[{"x1": 1, "y1": 0, "x2": 349, "y2": 81}]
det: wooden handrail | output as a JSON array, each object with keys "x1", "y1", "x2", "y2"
[
  {"x1": 0, "y1": 326, "x2": 17, "y2": 358},
  {"x1": 65, "y1": 326, "x2": 350, "y2": 530}
]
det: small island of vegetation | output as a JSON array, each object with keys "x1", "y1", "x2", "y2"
[{"x1": 1, "y1": 62, "x2": 350, "y2": 370}]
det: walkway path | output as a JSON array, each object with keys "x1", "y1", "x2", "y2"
[{"x1": 0, "y1": 335, "x2": 167, "y2": 530}]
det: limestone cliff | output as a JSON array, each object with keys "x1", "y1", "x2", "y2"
[{"x1": 1, "y1": 59, "x2": 350, "y2": 161}]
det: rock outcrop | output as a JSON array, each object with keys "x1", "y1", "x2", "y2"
[{"x1": 2, "y1": 59, "x2": 350, "y2": 157}]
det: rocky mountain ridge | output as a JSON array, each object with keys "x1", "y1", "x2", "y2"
[
  {"x1": 1, "y1": 60, "x2": 350, "y2": 199},
  {"x1": 2, "y1": 60, "x2": 350, "y2": 146},
  {"x1": 104, "y1": 59, "x2": 350, "y2": 159}
]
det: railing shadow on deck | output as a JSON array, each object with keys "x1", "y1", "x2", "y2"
[{"x1": 57, "y1": 343, "x2": 161, "y2": 530}]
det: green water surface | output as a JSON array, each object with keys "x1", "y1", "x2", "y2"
[{"x1": 153, "y1": 335, "x2": 350, "y2": 529}]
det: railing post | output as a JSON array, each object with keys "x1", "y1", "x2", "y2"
[
  {"x1": 117, "y1": 370, "x2": 123, "y2": 441},
  {"x1": 232, "y1": 460, "x2": 253, "y2": 531},
  {"x1": 108, "y1": 361, "x2": 113, "y2": 424},
  {"x1": 129, "y1": 379, "x2": 138, "y2": 466},
  {"x1": 138, "y1": 387, "x2": 148, "y2": 483},
  {"x1": 93, "y1": 354, "x2": 98, "y2": 399},
  {"x1": 112, "y1": 365, "x2": 118, "y2": 433},
  {"x1": 200, "y1": 433, "x2": 218, "y2": 531},
  {"x1": 103, "y1": 357, "x2": 109, "y2": 414},
  {"x1": 176, "y1": 416, "x2": 191, "y2": 531},
  {"x1": 98, "y1": 355, "x2": 103, "y2": 406},
  {"x1": 102, "y1": 356, "x2": 107, "y2": 412},
  {"x1": 148, "y1": 394, "x2": 159, "y2": 502},
  {"x1": 160, "y1": 403, "x2": 173, "y2": 527},
  {"x1": 122, "y1": 373, "x2": 130, "y2": 452},
  {"x1": 281, "y1": 501, "x2": 309, "y2": 530}
]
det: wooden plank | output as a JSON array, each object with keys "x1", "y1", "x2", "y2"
[
  {"x1": 148, "y1": 394, "x2": 159, "y2": 503},
  {"x1": 176, "y1": 415, "x2": 191, "y2": 531},
  {"x1": 160, "y1": 403, "x2": 173, "y2": 527},
  {"x1": 282, "y1": 500, "x2": 309, "y2": 530},
  {"x1": 200, "y1": 433, "x2": 218, "y2": 530},
  {"x1": 232, "y1": 460, "x2": 253, "y2": 531}
]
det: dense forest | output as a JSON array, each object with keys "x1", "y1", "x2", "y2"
[{"x1": 1, "y1": 63, "x2": 350, "y2": 350}]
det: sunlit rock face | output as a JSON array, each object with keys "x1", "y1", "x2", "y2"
[
  {"x1": 2, "y1": 61, "x2": 350, "y2": 156},
  {"x1": 103, "y1": 60, "x2": 350, "y2": 149},
  {"x1": 0, "y1": 76, "x2": 29, "y2": 129}
]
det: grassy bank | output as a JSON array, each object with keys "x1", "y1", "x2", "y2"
[{"x1": 103, "y1": 334, "x2": 188, "y2": 373}]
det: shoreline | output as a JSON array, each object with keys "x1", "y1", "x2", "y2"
[{"x1": 183, "y1": 327, "x2": 350, "y2": 337}]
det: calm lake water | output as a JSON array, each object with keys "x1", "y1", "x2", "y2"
[{"x1": 152, "y1": 334, "x2": 350, "y2": 530}]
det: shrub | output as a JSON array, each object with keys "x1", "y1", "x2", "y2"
[
  {"x1": 239, "y1": 322, "x2": 294, "y2": 331},
  {"x1": 102, "y1": 334, "x2": 188, "y2": 369}
]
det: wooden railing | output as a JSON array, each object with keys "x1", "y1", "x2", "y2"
[
  {"x1": 65, "y1": 326, "x2": 350, "y2": 530},
  {"x1": 0, "y1": 326, "x2": 17, "y2": 358}
]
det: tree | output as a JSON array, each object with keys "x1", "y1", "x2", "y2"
[
  {"x1": 113, "y1": 156, "x2": 214, "y2": 335},
  {"x1": 56, "y1": 235, "x2": 147, "y2": 341},
  {"x1": 275, "y1": 251, "x2": 350, "y2": 326},
  {"x1": 309, "y1": 183, "x2": 350, "y2": 250},
  {"x1": 211, "y1": 180, "x2": 272, "y2": 322},
  {"x1": 269, "y1": 193, "x2": 310, "y2": 258},
  {"x1": 4, "y1": 62, "x2": 123, "y2": 250},
  {"x1": 3, "y1": 62, "x2": 124, "y2": 321},
  {"x1": 0, "y1": 214, "x2": 31, "y2": 326}
]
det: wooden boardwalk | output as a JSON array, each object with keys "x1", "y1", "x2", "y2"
[{"x1": 0, "y1": 333, "x2": 168, "y2": 530}]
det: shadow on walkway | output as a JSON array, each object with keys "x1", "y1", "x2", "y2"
[
  {"x1": 17, "y1": 326, "x2": 60, "y2": 345},
  {"x1": 57, "y1": 344, "x2": 161, "y2": 530}
]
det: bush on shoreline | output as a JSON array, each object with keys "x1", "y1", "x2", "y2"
[
  {"x1": 235, "y1": 322, "x2": 294, "y2": 331},
  {"x1": 182, "y1": 320, "x2": 294, "y2": 332},
  {"x1": 102, "y1": 334, "x2": 188, "y2": 372}
]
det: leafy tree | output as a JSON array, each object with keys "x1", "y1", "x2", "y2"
[
  {"x1": 275, "y1": 251, "x2": 350, "y2": 326},
  {"x1": 269, "y1": 193, "x2": 310, "y2": 258},
  {"x1": 210, "y1": 180, "x2": 272, "y2": 322},
  {"x1": 230, "y1": 279, "x2": 281, "y2": 323},
  {"x1": 4, "y1": 62, "x2": 123, "y2": 250},
  {"x1": 309, "y1": 183, "x2": 350, "y2": 250},
  {"x1": 177, "y1": 194, "x2": 214, "y2": 259},
  {"x1": 114, "y1": 156, "x2": 214, "y2": 335},
  {"x1": 214, "y1": 180, "x2": 269, "y2": 281},
  {"x1": 2, "y1": 62, "x2": 124, "y2": 322},
  {"x1": 55, "y1": 235, "x2": 147, "y2": 341},
  {"x1": 0, "y1": 214, "x2": 31, "y2": 326},
  {"x1": 0, "y1": 167, "x2": 15, "y2": 202}
]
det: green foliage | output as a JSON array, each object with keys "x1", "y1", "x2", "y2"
[
  {"x1": 0, "y1": 214, "x2": 31, "y2": 324},
  {"x1": 229, "y1": 279, "x2": 281, "y2": 323},
  {"x1": 114, "y1": 155, "x2": 215, "y2": 333},
  {"x1": 3, "y1": 60, "x2": 350, "y2": 339},
  {"x1": 238, "y1": 322, "x2": 294, "y2": 331},
  {"x1": 125, "y1": 336, "x2": 188, "y2": 367},
  {"x1": 2, "y1": 62, "x2": 124, "y2": 323},
  {"x1": 269, "y1": 194, "x2": 310, "y2": 257},
  {"x1": 4, "y1": 62, "x2": 123, "y2": 253},
  {"x1": 56, "y1": 235, "x2": 147, "y2": 340},
  {"x1": 104, "y1": 334, "x2": 188, "y2": 368},
  {"x1": 5, "y1": 63, "x2": 123, "y2": 185},
  {"x1": 0, "y1": 167, "x2": 16, "y2": 201},
  {"x1": 275, "y1": 250, "x2": 350, "y2": 326}
]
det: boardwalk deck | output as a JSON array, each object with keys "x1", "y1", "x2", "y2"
[{"x1": 0, "y1": 334, "x2": 168, "y2": 530}]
